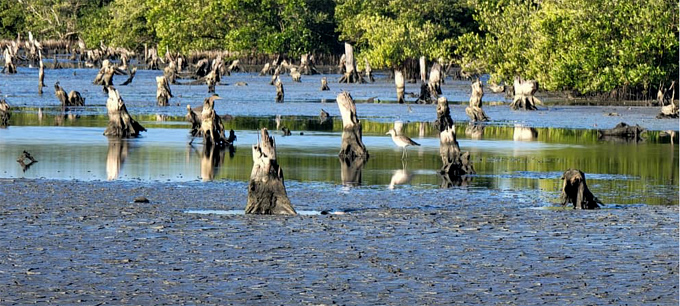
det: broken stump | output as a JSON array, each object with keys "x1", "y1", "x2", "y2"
[
  {"x1": 560, "y1": 169, "x2": 603, "y2": 209},
  {"x1": 337, "y1": 91, "x2": 369, "y2": 162}
]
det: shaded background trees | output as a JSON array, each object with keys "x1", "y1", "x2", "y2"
[{"x1": 1, "y1": 0, "x2": 677, "y2": 99}]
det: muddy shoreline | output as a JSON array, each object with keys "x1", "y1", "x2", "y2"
[{"x1": 0, "y1": 178, "x2": 676, "y2": 305}]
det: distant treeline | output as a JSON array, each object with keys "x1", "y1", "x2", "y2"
[{"x1": 0, "y1": 0, "x2": 677, "y2": 97}]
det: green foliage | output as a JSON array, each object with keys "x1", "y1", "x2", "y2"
[
  {"x1": 457, "y1": 0, "x2": 679, "y2": 94},
  {"x1": 335, "y1": 0, "x2": 475, "y2": 69},
  {"x1": 0, "y1": 0, "x2": 26, "y2": 39}
]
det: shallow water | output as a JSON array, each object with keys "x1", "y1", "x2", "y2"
[{"x1": 0, "y1": 68, "x2": 678, "y2": 206}]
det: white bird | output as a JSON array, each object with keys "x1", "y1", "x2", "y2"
[{"x1": 386, "y1": 128, "x2": 420, "y2": 159}]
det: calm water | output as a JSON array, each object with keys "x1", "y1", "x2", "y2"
[{"x1": 0, "y1": 67, "x2": 678, "y2": 206}]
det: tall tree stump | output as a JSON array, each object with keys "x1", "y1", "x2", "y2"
[
  {"x1": 364, "y1": 58, "x2": 375, "y2": 83},
  {"x1": 275, "y1": 78, "x2": 284, "y2": 103},
  {"x1": 200, "y1": 95, "x2": 231, "y2": 148},
  {"x1": 395, "y1": 69, "x2": 406, "y2": 104},
  {"x1": 465, "y1": 79, "x2": 490, "y2": 122},
  {"x1": 428, "y1": 62, "x2": 443, "y2": 96},
  {"x1": 337, "y1": 92, "x2": 369, "y2": 162},
  {"x1": 0, "y1": 98, "x2": 10, "y2": 127},
  {"x1": 104, "y1": 87, "x2": 146, "y2": 138},
  {"x1": 338, "y1": 43, "x2": 364, "y2": 83},
  {"x1": 156, "y1": 76, "x2": 173, "y2": 106},
  {"x1": 38, "y1": 51, "x2": 45, "y2": 95},
  {"x1": 246, "y1": 128, "x2": 297, "y2": 215},
  {"x1": 2, "y1": 47, "x2": 17, "y2": 74},
  {"x1": 657, "y1": 81, "x2": 677, "y2": 118},
  {"x1": 510, "y1": 77, "x2": 542, "y2": 110},
  {"x1": 436, "y1": 97, "x2": 475, "y2": 176},
  {"x1": 560, "y1": 169, "x2": 603, "y2": 209}
]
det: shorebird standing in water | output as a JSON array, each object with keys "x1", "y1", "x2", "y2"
[{"x1": 386, "y1": 127, "x2": 420, "y2": 159}]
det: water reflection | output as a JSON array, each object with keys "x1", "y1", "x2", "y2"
[
  {"x1": 340, "y1": 156, "x2": 366, "y2": 187},
  {"x1": 513, "y1": 124, "x2": 538, "y2": 141},
  {"x1": 465, "y1": 123, "x2": 485, "y2": 140},
  {"x1": 106, "y1": 138, "x2": 128, "y2": 180},
  {"x1": 389, "y1": 161, "x2": 413, "y2": 189},
  {"x1": 439, "y1": 173, "x2": 473, "y2": 188}
]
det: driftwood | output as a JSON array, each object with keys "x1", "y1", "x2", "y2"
[
  {"x1": 119, "y1": 67, "x2": 136, "y2": 86},
  {"x1": 436, "y1": 97, "x2": 475, "y2": 176},
  {"x1": 245, "y1": 128, "x2": 297, "y2": 215},
  {"x1": 337, "y1": 91, "x2": 369, "y2": 161},
  {"x1": 275, "y1": 78, "x2": 284, "y2": 103},
  {"x1": 103, "y1": 86, "x2": 146, "y2": 138},
  {"x1": 598, "y1": 122, "x2": 646, "y2": 141},
  {"x1": 54, "y1": 82, "x2": 84, "y2": 106},
  {"x1": 320, "y1": 77, "x2": 330, "y2": 91},
  {"x1": 0, "y1": 98, "x2": 10, "y2": 126},
  {"x1": 465, "y1": 79, "x2": 490, "y2": 122},
  {"x1": 338, "y1": 43, "x2": 364, "y2": 83},
  {"x1": 560, "y1": 169, "x2": 603, "y2": 209},
  {"x1": 16, "y1": 150, "x2": 37, "y2": 172},
  {"x1": 510, "y1": 77, "x2": 542, "y2": 110},
  {"x1": 394, "y1": 69, "x2": 405, "y2": 104},
  {"x1": 156, "y1": 76, "x2": 173, "y2": 106}
]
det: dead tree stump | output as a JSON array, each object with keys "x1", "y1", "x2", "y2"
[
  {"x1": 395, "y1": 69, "x2": 406, "y2": 104},
  {"x1": 338, "y1": 43, "x2": 364, "y2": 83},
  {"x1": 465, "y1": 79, "x2": 490, "y2": 122},
  {"x1": 104, "y1": 86, "x2": 146, "y2": 138},
  {"x1": 156, "y1": 76, "x2": 173, "y2": 106},
  {"x1": 510, "y1": 77, "x2": 542, "y2": 110},
  {"x1": 2, "y1": 47, "x2": 16, "y2": 74},
  {"x1": 320, "y1": 77, "x2": 330, "y2": 91},
  {"x1": 67, "y1": 91, "x2": 85, "y2": 106},
  {"x1": 245, "y1": 128, "x2": 297, "y2": 215},
  {"x1": 0, "y1": 98, "x2": 10, "y2": 127},
  {"x1": 290, "y1": 67, "x2": 301, "y2": 82},
  {"x1": 275, "y1": 78, "x2": 284, "y2": 103},
  {"x1": 560, "y1": 169, "x2": 603, "y2": 209},
  {"x1": 436, "y1": 97, "x2": 475, "y2": 176},
  {"x1": 428, "y1": 63, "x2": 443, "y2": 97},
  {"x1": 186, "y1": 105, "x2": 202, "y2": 137},
  {"x1": 657, "y1": 81, "x2": 677, "y2": 118},
  {"x1": 200, "y1": 95, "x2": 230, "y2": 147},
  {"x1": 299, "y1": 54, "x2": 318, "y2": 75},
  {"x1": 38, "y1": 52, "x2": 45, "y2": 94},
  {"x1": 337, "y1": 91, "x2": 369, "y2": 161},
  {"x1": 364, "y1": 58, "x2": 375, "y2": 83}
]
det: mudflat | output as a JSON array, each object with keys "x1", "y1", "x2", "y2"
[{"x1": 0, "y1": 178, "x2": 676, "y2": 305}]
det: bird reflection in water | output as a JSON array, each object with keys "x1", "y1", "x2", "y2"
[
  {"x1": 106, "y1": 138, "x2": 128, "y2": 180},
  {"x1": 388, "y1": 161, "x2": 413, "y2": 189}
]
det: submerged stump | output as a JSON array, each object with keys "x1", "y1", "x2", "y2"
[
  {"x1": 598, "y1": 122, "x2": 646, "y2": 141},
  {"x1": 436, "y1": 97, "x2": 475, "y2": 176},
  {"x1": 560, "y1": 169, "x2": 603, "y2": 209},
  {"x1": 465, "y1": 79, "x2": 490, "y2": 122},
  {"x1": 104, "y1": 86, "x2": 146, "y2": 138},
  {"x1": 337, "y1": 91, "x2": 369, "y2": 162},
  {"x1": 0, "y1": 98, "x2": 10, "y2": 127},
  {"x1": 156, "y1": 76, "x2": 173, "y2": 106},
  {"x1": 245, "y1": 128, "x2": 297, "y2": 215}
]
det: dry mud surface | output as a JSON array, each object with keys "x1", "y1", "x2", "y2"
[{"x1": 0, "y1": 179, "x2": 677, "y2": 305}]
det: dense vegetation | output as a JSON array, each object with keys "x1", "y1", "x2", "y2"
[{"x1": 1, "y1": 0, "x2": 677, "y2": 96}]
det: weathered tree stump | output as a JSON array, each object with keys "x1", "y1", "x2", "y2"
[
  {"x1": 338, "y1": 43, "x2": 364, "y2": 83},
  {"x1": 416, "y1": 82, "x2": 432, "y2": 104},
  {"x1": 428, "y1": 62, "x2": 443, "y2": 97},
  {"x1": 200, "y1": 95, "x2": 231, "y2": 147},
  {"x1": 290, "y1": 67, "x2": 301, "y2": 82},
  {"x1": 320, "y1": 77, "x2": 330, "y2": 91},
  {"x1": 275, "y1": 78, "x2": 284, "y2": 103},
  {"x1": 120, "y1": 67, "x2": 137, "y2": 86},
  {"x1": 38, "y1": 51, "x2": 45, "y2": 94},
  {"x1": 395, "y1": 69, "x2": 406, "y2": 104},
  {"x1": 657, "y1": 81, "x2": 677, "y2": 118},
  {"x1": 560, "y1": 169, "x2": 603, "y2": 209},
  {"x1": 337, "y1": 91, "x2": 369, "y2": 161},
  {"x1": 3, "y1": 47, "x2": 17, "y2": 74},
  {"x1": 227, "y1": 59, "x2": 242, "y2": 73},
  {"x1": 245, "y1": 128, "x2": 297, "y2": 215},
  {"x1": 364, "y1": 58, "x2": 375, "y2": 83},
  {"x1": 319, "y1": 108, "x2": 330, "y2": 123},
  {"x1": 93, "y1": 60, "x2": 126, "y2": 89},
  {"x1": 299, "y1": 54, "x2": 318, "y2": 75},
  {"x1": 598, "y1": 122, "x2": 646, "y2": 141},
  {"x1": 104, "y1": 86, "x2": 146, "y2": 138},
  {"x1": 465, "y1": 79, "x2": 490, "y2": 122},
  {"x1": 186, "y1": 104, "x2": 202, "y2": 137},
  {"x1": 156, "y1": 76, "x2": 173, "y2": 106},
  {"x1": 436, "y1": 97, "x2": 475, "y2": 176},
  {"x1": 54, "y1": 82, "x2": 84, "y2": 106},
  {"x1": 510, "y1": 77, "x2": 542, "y2": 110},
  {"x1": 260, "y1": 62, "x2": 272, "y2": 76},
  {"x1": 0, "y1": 98, "x2": 10, "y2": 127},
  {"x1": 164, "y1": 61, "x2": 178, "y2": 84}
]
